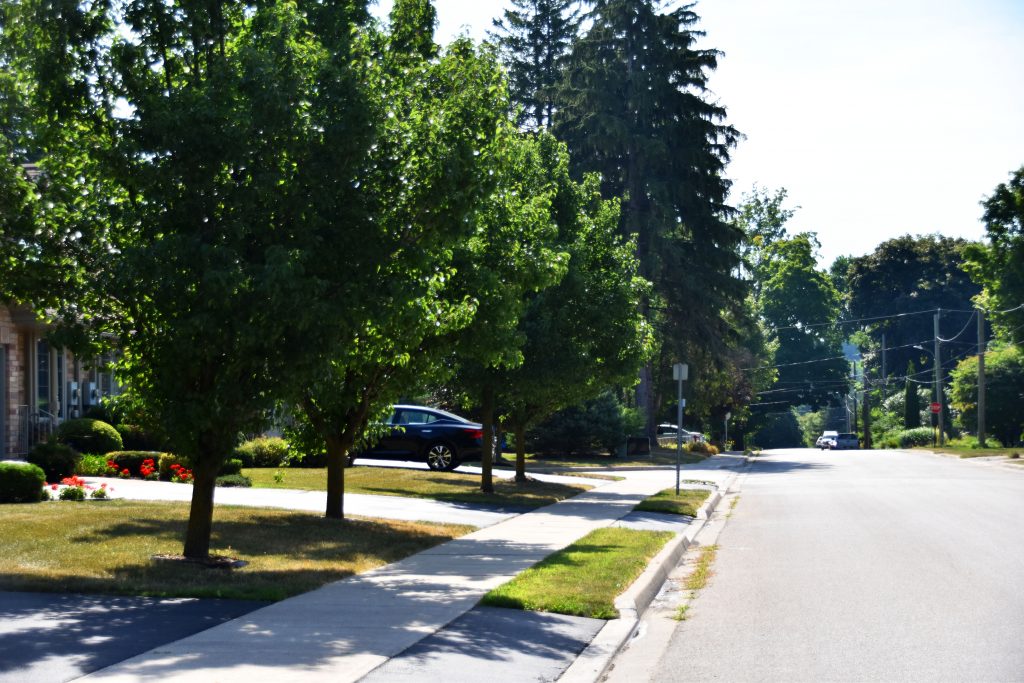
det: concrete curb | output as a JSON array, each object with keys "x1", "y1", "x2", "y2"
[{"x1": 558, "y1": 474, "x2": 735, "y2": 683}]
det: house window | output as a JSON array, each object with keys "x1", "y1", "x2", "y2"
[{"x1": 36, "y1": 339, "x2": 50, "y2": 415}]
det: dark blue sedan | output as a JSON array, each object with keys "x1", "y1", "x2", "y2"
[{"x1": 353, "y1": 405, "x2": 485, "y2": 471}]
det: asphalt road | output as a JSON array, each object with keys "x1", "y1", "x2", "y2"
[{"x1": 648, "y1": 448, "x2": 1024, "y2": 683}]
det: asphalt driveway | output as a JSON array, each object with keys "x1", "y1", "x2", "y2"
[{"x1": 0, "y1": 591, "x2": 267, "y2": 683}]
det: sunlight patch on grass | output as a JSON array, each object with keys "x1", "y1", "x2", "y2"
[
  {"x1": 0, "y1": 501, "x2": 471, "y2": 601},
  {"x1": 633, "y1": 487, "x2": 710, "y2": 516}
]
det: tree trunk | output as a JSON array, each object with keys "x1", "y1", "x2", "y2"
[
  {"x1": 182, "y1": 454, "x2": 221, "y2": 559},
  {"x1": 480, "y1": 383, "x2": 495, "y2": 494},
  {"x1": 324, "y1": 434, "x2": 347, "y2": 519},
  {"x1": 862, "y1": 391, "x2": 872, "y2": 448},
  {"x1": 514, "y1": 422, "x2": 527, "y2": 484}
]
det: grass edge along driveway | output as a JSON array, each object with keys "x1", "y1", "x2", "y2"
[{"x1": 0, "y1": 500, "x2": 473, "y2": 601}]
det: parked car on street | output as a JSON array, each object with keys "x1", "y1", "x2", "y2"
[
  {"x1": 833, "y1": 433, "x2": 859, "y2": 450},
  {"x1": 352, "y1": 405, "x2": 484, "y2": 471},
  {"x1": 816, "y1": 431, "x2": 838, "y2": 449}
]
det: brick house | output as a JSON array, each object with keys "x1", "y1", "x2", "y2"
[{"x1": 1, "y1": 303, "x2": 119, "y2": 458}]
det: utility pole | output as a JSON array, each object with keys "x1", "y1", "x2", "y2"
[
  {"x1": 934, "y1": 311, "x2": 944, "y2": 446},
  {"x1": 978, "y1": 309, "x2": 986, "y2": 447}
]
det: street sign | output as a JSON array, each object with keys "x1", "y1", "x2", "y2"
[
  {"x1": 673, "y1": 363, "x2": 688, "y2": 381},
  {"x1": 930, "y1": 402, "x2": 941, "y2": 414}
]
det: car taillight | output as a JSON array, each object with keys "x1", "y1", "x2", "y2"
[{"x1": 465, "y1": 428, "x2": 483, "y2": 440}]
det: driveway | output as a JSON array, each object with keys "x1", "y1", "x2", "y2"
[{"x1": 0, "y1": 592, "x2": 266, "y2": 683}]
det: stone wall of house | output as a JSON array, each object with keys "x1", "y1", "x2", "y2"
[{"x1": 0, "y1": 305, "x2": 27, "y2": 456}]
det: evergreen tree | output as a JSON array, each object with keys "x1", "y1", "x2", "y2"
[
  {"x1": 489, "y1": 0, "x2": 580, "y2": 130},
  {"x1": 554, "y1": 0, "x2": 744, "y2": 433},
  {"x1": 903, "y1": 362, "x2": 922, "y2": 428}
]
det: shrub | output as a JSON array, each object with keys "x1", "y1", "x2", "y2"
[
  {"x1": 158, "y1": 453, "x2": 190, "y2": 480},
  {"x1": 115, "y1": 424, "x2": 166, "y2": 451},
  {"x1": 27, "y1": 441, "x2": 81, "y2": 482},
  {"x1": 234, "y1": 436, "x2": 290, "y2": 467},
  {"x1": 878, "y1": 433, "x2": 901, "y2": 449},
  {"x1": 897, "y1": 427, "x2": 936, "y2": 448},
  {"x1": 216, "y1": 474, "x2": 252, "y2": 487},
  {"x1": 59, "y1": 484, "x2": 87, "y2": 501},
  {"x1": 685, "y1": 441, "x2": 719, "y2": 456},
  {"x1": 284, "y1": 450, "x2": 328, "y2": 468},
  {"x1": 219, "y1": 458, "x2": 244, "y2": 476},
  {"x1": 0, "y1": 462, "x2": 46, "y2": 503},
  {"x1": 78, "y1": 454, "x2": 113, "y2": 476},
  {"x1": 527, "y1": 392, "x2": 638, "y2": 455},
  {"x1": 55, "y1": 418, "x2": 123, "y2": 454},
  {"x1": 106, "y1": 451, "x2": 164, "y2": 477}
]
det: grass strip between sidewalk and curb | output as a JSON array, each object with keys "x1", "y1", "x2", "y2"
[
  {"x1": 0, "y1": 500, "x2": 472, "y2": 601},
  {"x1": 480, "y1": 527, "x2": 674, "y2": 619},
  {"x1": 633, "y1": 487, "x2": 710, "y2": 516},
  {"x1": 243, "y1": 467, "x2": 590, "y2": 508}
]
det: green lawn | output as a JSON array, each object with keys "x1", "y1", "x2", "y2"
[
  {"x1": 634, "y1": 487, "x2": 710, "y2": 516},
  {"x1": 523, "y1": 448, "x2": 705, "y2": 469},
  {"x1": 0, "y1": 500, "x2": 471, "y2": 601},
  {"x1": 243, "y1": 466, "x2": 589, "y2": 509},
  {"x1": 913, "y1": 444, "x2": 1023, "y2": 459},
  {"x1": 480, "y1": 527, "x2": 673, "y2": 619}
]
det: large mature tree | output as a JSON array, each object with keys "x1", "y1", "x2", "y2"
[
  {"x1": 494, "y1": 134, "x2": 651, "y2": 481},
  {"x1": 6, "y1": 0, "x2": 379, "y2": 558},
  {"x1": 489, "y1": 0, "x2": 580, "y2": 130},
  {"x1": 757, "y1": 234, "x2": 849, "y2": 409},
  {"x1": 735, "y1": 185, "x2": 795, "y2": 288},
  {"x1": 555, "y1": 0, "x2": 744, "y2": 434},
  {"x1": 964, "y1": 166, "x2": 1024, "y2": 343},
  {"x1": 847, "y1": 235, "x2": 984, "y2": 384}
]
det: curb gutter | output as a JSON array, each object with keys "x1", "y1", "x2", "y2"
[{"x1": 558, "y1": 472, "x2": 737, "y2": 683}]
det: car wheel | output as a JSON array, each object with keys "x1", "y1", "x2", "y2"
[{"x1": 426, "y1": 442, "x2": 459, "y2": 471}]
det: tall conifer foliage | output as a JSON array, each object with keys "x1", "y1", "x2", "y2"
[
  {"x1": 554, "y1": 0, "x2": 744, "y2": 431},
  {"x1": 490, "y1": 0, "x2": 580, "y2": 130}
]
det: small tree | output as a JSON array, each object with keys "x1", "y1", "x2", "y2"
[
  {"x1": 495, "y1": 135, "x2": 651, "y2": 481},
  {"x1": 903, "y1": 363, "x2": 922, "y2": 429}
]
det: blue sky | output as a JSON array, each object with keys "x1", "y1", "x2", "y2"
[{"x1": 372, "y1": 0, "x2": 1024, "y2": 267}]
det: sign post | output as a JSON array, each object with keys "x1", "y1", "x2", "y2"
[
  {"x1": 724, "y1": 411, "x2": 731, "y2": 451},
  {"x1": 673, "y1": 363, "x2": 688, "y2": 495}
]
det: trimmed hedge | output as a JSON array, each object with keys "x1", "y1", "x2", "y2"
[
  {"x1": 158, "y1": 453, "x2": 189, "y2": 480},
  {"x1": 0, "y1": 461, "x2": 46, "y2": 503},
  {"x1": 216, "y1": 474, "x2": 252, "y2": 488},
  {"x1": 897, "y1": 427, "x2": 935, "y2": 448},
  {"x1": 27, "y1": 441, "x2": 81, "y2": 482},
  {"x1": 235, "y1": 437, "x2": 290, "y2": 468},
  {"x1": 55, "y1": 418, "x2": 123, "y2": 454}
]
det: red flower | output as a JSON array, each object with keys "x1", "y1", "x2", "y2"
[{"x1": 51, "y1": 484, "x2": 58, "y2": 490}]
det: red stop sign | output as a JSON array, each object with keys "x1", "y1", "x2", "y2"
[{"x1": 930, "y1": 402, "x2": 941, "y2": 414}]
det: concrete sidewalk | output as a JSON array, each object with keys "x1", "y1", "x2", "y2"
[{"x1": 77, "y1": 460, "x2": 738, "y2": 683}]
